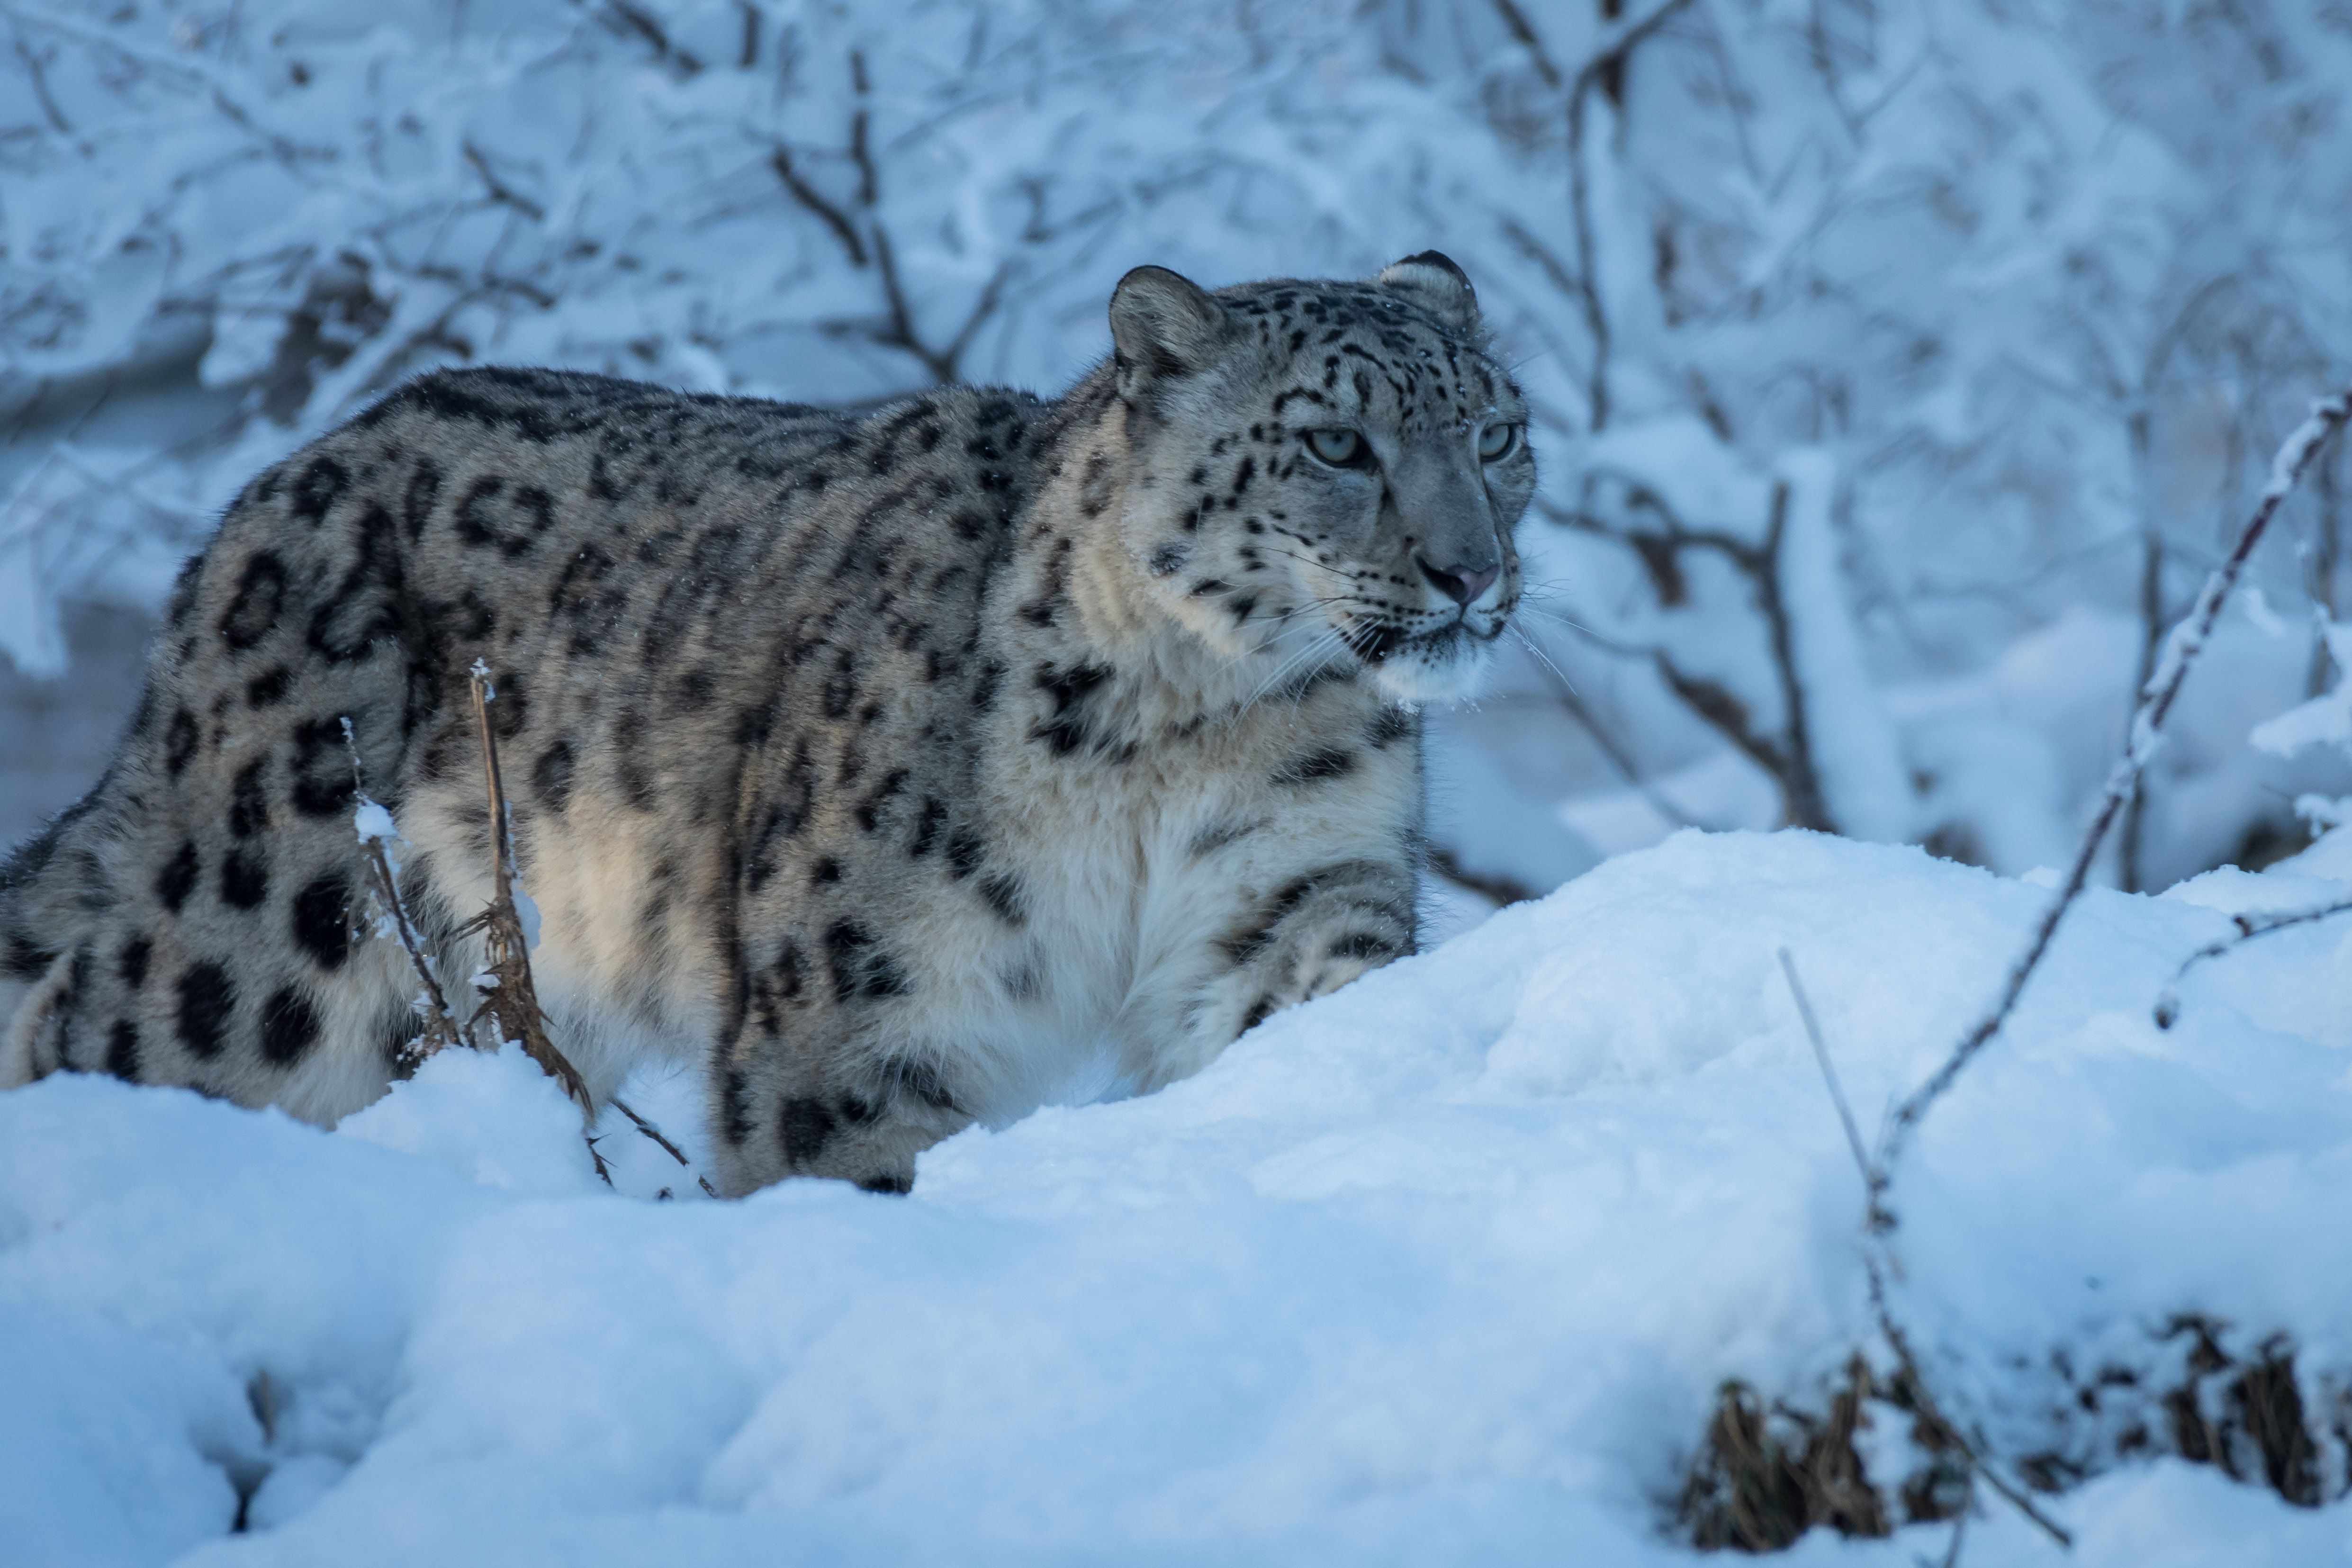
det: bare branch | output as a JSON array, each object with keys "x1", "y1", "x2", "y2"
[
  {"x1": 1783, "y1": 395, "x2": 2349, "y2": 1543},
  {"x1": 1878, "y1": 386, "x2": 2352, "y2": 1192},
  {"x1": 594, "y1": 0, "x2": 703, "y2": 74},
  {"x1": 1564, "y1": 99, "x2": 1612, "y2": 431},
  {"x1": 940, "y1": 259, "x2": 1015, "y2": 380},
  {"x1": 769, "y1": 145, "x2": 868, "y2": 267},
  {"x1": 1870, "y1": 1284, "x2": 2077, "y2": 1550},
  {"x1": 1559, "y1": 475, "x2": 1832, "y2": 832},
  {"x1": 849, "y1": 49, "x2": 876, "y2": 205},
  {"x1": 1487, "y1": 0, "x2": 1562, "y2": 89},
  {"x1": 11, "y1": 27, "x2": 72, "y2": 133},
  {"x1": 609, "y1": 1095, "x2": 692, "y2": 1167},
  {"x1": 1559, "y1": 0, "x2": 1701, "y2": 430},
  {"x1": 767, "y1": 51, "x2": 1006, "y2": 387},
  {"x1": 1427, "y1": 846, "x2": 1540, "y2": 908},
  {"x1": 2155, "y1": 897, "x2": 2352, "y2": 1029},
  {"x1": 1753, "y1": 481, "x2": 1834, "y2": 835},
  {"x1": 1507, "y1": 624, "x2": 1698, "y2": 829},
  {"x1": 461, "y1": 142, "x2": 547, "y2": 223},
  {"x1": 1778, "y1": 948, "x2": 1868, "y2": 1183}
]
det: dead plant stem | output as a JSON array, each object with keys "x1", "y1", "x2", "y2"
[{"x1": 465, "y1": 664, "x2": 595, "y2": 1118}]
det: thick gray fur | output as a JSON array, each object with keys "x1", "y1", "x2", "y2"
[{"x1": 0, "y1": 256, "x2": 1535, "y2": 1195}]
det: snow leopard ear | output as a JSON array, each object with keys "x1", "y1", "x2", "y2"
[
  {"x1": 1376, "y1": 251, "x2": 1479, "y2": 333},
  {"x1": 1109, "y1": 266, "x2": 1233, "y2": 403}
]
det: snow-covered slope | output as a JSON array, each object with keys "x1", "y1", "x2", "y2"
[{"x1": 5, "y1": 829, "x2": 2349, "y2": 1565}]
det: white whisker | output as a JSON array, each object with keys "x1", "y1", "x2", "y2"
[{"x1": 1509, "y1": 623, "x2": 1582, "y2": 699}]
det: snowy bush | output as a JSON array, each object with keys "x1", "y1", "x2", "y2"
[{"x1": 6, "y1": 0, "x2": 2350, "y2": 886}]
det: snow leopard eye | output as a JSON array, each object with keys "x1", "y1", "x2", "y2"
[
  {"x1": 1303, "y1": 429, "x2": 1370, "y2": 469},
  {"x1": 1477, "y1": 423, "x2": 1519, "y2": 462}
]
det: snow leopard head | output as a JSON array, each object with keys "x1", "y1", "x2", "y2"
[{"x1": 1108, "y1": 253, "x2": 1534, "y2": 702}]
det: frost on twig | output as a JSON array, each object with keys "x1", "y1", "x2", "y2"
[{"x1": 458, "y1": 663, "x2": 594, "y2": 1119}]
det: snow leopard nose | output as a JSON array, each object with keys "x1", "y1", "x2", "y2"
[{"x1": 1416, "y1": 556, "x2": 1498, "y2": 606}]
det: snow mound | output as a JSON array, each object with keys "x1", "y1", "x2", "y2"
[{"x1": 4, "y1": 830, "x2": 2350, "y2": 1565}]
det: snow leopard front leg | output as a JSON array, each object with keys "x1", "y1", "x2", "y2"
[
  {"x1": 1118, "y1": 837, "x2": 1421, "y2": 1096},
  {"x1": 1116, "y1": 701, "x2": 1428, "y2": 1090},
  {"x1": 703, "y1": 934, "x2": 973, "y2": 1199},
  {"x1": 1200, "y1": 854, "x2": 1420, "y2": 1043}
]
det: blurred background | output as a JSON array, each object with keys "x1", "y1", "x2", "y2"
[{"x1": 5, "y1": 0, "x2": 2350, "y2": 925}]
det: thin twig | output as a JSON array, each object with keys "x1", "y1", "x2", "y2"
[
  {"x1": 461, "y1": 141, "x2": 546, "y2": 222},
  {"x1": 609, "y1": 1095, "x2": 692, "y2": 1167},
  {"x1": 1827, "y1": 387, "x2": 2352, "y2": 1554},
  {"x1": 770, "y1": 144, "x2": 868, "y2": 266},
  {"x1": 1777, "y1": 948, "x2": 1868, "y2": 1183},
  {"x1": 11, "y1": 28, "x2": 72, "y2": 133},
  {"x1": 1937, "y1": 1505, "x2": 1968, "y2": 1568},
  {"x1": 462, "y1": 663, "x2": 595, "y2": 1117},
  {"x1": 2155, "y1": 897, "x2": 2352, "y2": 1028},
  {"x1": 1877, "y1": 386, "x2": 2352, "y2": 1192},
  {"x1": 357, "y1": 829, "x2": 471, "y2": 1070},
  {"x1": 1427, "y1": 846, "x2": 1540, "y2": 908},
  {"x1": 1785, "y1": 946, "x2": 2073, "y2": 1550},
  {"x1": 1487, "y1": 0, "x2": 1561, "y2": 88},
  {"x1": 341, "y1": 719, "x2": 468, "y2": 1070},
  {"x1": 1872, "y1": 1293, "x2": 2074, "y2": 1548}
]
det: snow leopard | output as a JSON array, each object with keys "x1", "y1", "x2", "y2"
[{"x1": 0, "y1": 254, "x2": 1534, "y2": 1196}]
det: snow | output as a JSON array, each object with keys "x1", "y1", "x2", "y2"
[
  {"x1": 7, "y1": 0, "x2": 2352, "y2": 1557},
  {"x1": 2253, "y1": 622, "x2": 2352, "y2": 761},
  {"x1": 1772, "y1": 448, "x2": 1914, "y2": 843},
  {"x1": 6, "y1": 828, "x2": 2350, "y2": 1564}
]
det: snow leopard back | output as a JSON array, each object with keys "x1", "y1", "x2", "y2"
[{"x1": 0, "y1": 368, "x2": 1044, "y2": 1130}]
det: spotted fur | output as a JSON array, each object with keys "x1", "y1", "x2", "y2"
[{"x1": 0, "y1": 255, "x2": 1535, "y2": 1195}]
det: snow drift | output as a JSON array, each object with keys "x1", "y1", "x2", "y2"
[{"x1": 4, "y1": 827, "x2": 2350, "y2": 1565}]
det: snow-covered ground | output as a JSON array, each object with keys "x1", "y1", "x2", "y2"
[
  {"x1": 9, "y1": 0, "x2": 2352, "y2": 893},
  {"x1": 7, "y1": 827, "x2": 2349, "y2": 1565}
]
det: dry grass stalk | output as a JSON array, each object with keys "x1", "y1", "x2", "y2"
[
  {"x1": 459, "y1": 661, "x2": 593, "y2": 1117},
  {"x1": 1683, "y1": 1325, "x2": 2341, "y2": 1551},
  {"x1": 1682, "y1": 1359, "x2": 1895, "y2": 1552}
]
